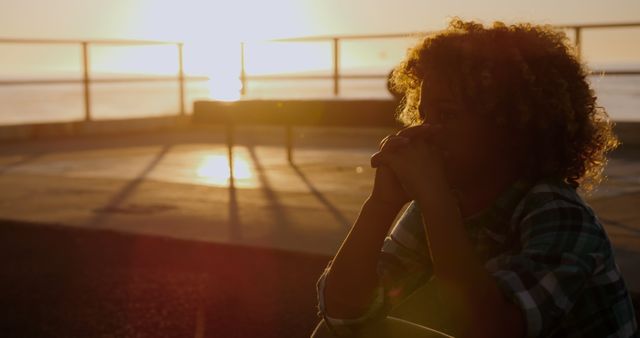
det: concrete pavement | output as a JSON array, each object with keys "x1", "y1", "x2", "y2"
[{"x1": 0, "y1": 125, "x2": 639, "y2": 291}]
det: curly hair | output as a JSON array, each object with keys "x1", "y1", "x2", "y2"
[{"x1": 390, "y1": 18, "x2": 620, "y2": 194}]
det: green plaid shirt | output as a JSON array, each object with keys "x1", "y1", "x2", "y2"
[{"x1": 316, "y1": 176, "x2": 638, "y2": 337}]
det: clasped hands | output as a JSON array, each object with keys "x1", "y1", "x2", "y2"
[{"x1": 370, "y1": 123, "x2": 449, "y2": 202}]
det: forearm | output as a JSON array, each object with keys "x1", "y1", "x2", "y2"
[{"x1": 323, "y1": 196, "x2": 404, "y2": 318}]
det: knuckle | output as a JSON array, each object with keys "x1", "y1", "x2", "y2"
[
  {"x1": 395, "y1": 127, "x2": 413, "y2": 137},
  {"x1": 379, "y1": 134, "x2": 393, "y2": 147}
]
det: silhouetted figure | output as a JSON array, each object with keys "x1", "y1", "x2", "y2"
[{"x1": 311, "y1": 18, "x2": 637, "y2": 338}]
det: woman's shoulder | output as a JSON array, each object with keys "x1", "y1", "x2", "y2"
[
  {"x1": 511, "y1": 176, "x2": 598, "y2": 225},
  {"x1": 505, "y1": 176, "x2": 613, "y2": 256}
]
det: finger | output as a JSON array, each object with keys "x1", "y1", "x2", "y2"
[
  {"x1": 374, "y1": 136, "x2": 409, "y2": 167},
  {"x1": 370, "y1": 151, "x2": 382, "y2": 168},
  {"x1": 371, "y1": 148, "x2": 391, "y2": 168},
  {"x1": 371, "y1": 149, "x2": 394, "y2": 168},
  {"x1": 395, "y1": 124, "x2": 442, "y2": 139},
  {"x1": 371, "y1": 140, "x2": 409, "y2": 168},
  {"x1": 395, "y1": 123, "x2": 443, "y2": 141},
  {"x1": 378, "y1": 134, "x2": 409, "y2": 149},
  {"x1": 380, "y1": 135, "x2": 409, "y2": 150},
  {"x1": 378, "y1": 134, "x2": 392, "y2": 149}
]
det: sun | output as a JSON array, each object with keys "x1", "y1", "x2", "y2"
[{"x1": 104, "y1": 0, "x2": 322, "y2": 101}]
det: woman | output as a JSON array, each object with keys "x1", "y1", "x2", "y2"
[{"x1": 311, "y1": 19, "x2": 637, "y2": 337}]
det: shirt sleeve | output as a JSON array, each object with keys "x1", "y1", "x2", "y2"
[
  {"x1": 315, "y1": 201, "x2": 433, "y2": 336},
  {"x1": 379, "y1": 200, "x2": 434, "y2": 307},
  {"x1": 485, "y1": 198, "x2": 608, "y2": 337}
]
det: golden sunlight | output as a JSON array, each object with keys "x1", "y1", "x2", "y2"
[
  {"x1": 79, "y1": 0, "x2": 337, "y2": 103},
  {"x1": 243, "y1": 42, "x2": 332, "y2": 75},
  {"x1": 116, "y1": 0, "x2": 321, "y2": 102},
  {"x1": 196, "y1": 154, "x2": 257, "y2": 188},
  {"x1": 207, "y1": 73, "x2": 243, "y2": 101}
]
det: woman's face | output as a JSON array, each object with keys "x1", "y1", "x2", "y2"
[{"x1": 419, "y1": 78, "x2": 508, "y2": 190}]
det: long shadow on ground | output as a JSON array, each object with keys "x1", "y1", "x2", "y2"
[{"x1": 0, "y1": 220, "x2": 330, "y2": 338}]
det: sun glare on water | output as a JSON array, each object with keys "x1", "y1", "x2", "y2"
[
  {"x1": 97, "y1": 1, "x2": 331, "y2": 102},
  {"x1": 207, "y1": 74, "x2": 243, "y2": 101}
]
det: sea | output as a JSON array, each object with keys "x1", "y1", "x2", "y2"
[{"x1": 0, "y1": 75, "x2": 638, "y2": 125}]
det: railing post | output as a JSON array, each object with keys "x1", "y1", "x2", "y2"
[
  {"x1": 240, "y1": 42, "x2": 247, "y2": 96},
  {"x1": 81, "y1": 42, "x2": 92, "y2": 121},
  {"x1": 177, "y1": 43, "x2": 186, "y2": 116},
  {"x1": 285, "y1": 124, "x2": 293, "y2": 163},
  {"x1": 332, "y1": 38, "x2": 340, "y2": 96},
  {"x1": 574, "y1": 26, "x2": 582, "y2": 59},
  {"x1": 226, "y1": 121, "x2": 235, "y2": 181}
]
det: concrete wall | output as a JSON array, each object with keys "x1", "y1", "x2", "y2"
[
  {"x1": 192, "y1": 99, "x2": 640, "y2": 148},
  {"x1": 0, "y1": 100, "x2": 637, "y2": 148},
  {"x1": 192, "y1": 99, "x2": 403, "y2": 127},
  {"x1": 0, "y1": 116, "x2": 190, "y2": 142}
]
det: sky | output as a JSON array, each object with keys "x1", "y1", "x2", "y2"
[
  {"x1": 1, "y1": 0, "x2": 639, "y2": 41},
  {"x1": 0, "y1": 0, "x2": 639, "y2": 85}
]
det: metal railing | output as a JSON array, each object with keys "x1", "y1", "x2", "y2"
[
  {"x1": 0, "y1": 21, "x2": 639, "y2": 122},
  {"x1": 0, "y1": 38, "x2": 207, "y2": 121},
  {"x1": 240, "y1": 21, "x2": 640, "y2": 96}
]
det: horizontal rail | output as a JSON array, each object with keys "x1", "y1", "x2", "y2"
[
  {"x1": 246, "y1": 74, "x2": 388, "y2": 81},
  {"x1": 0, "y1": 76, "x2": 208, "y2": 86},
  {"x1": 589, "y1": 70, "x2": 640, "y2": 76},
  {"x1": 1, "y1": 68, "x2": 637, "y2": 87},
  {"x1": 272, "y1": 32, "x2": 428, "y2": 42},
  {"x1": 556, "y1": 22, "x2": 640, "y2": 29},
  {"x1": 0, "y1": 38, "x2": 180, "y2": 45},
  {"x1": 245, "y1": 70, "x2": 640, "y2": 81},
  {"x1": 272, "y1": 21, "x2": 640, "y2": 42}
]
